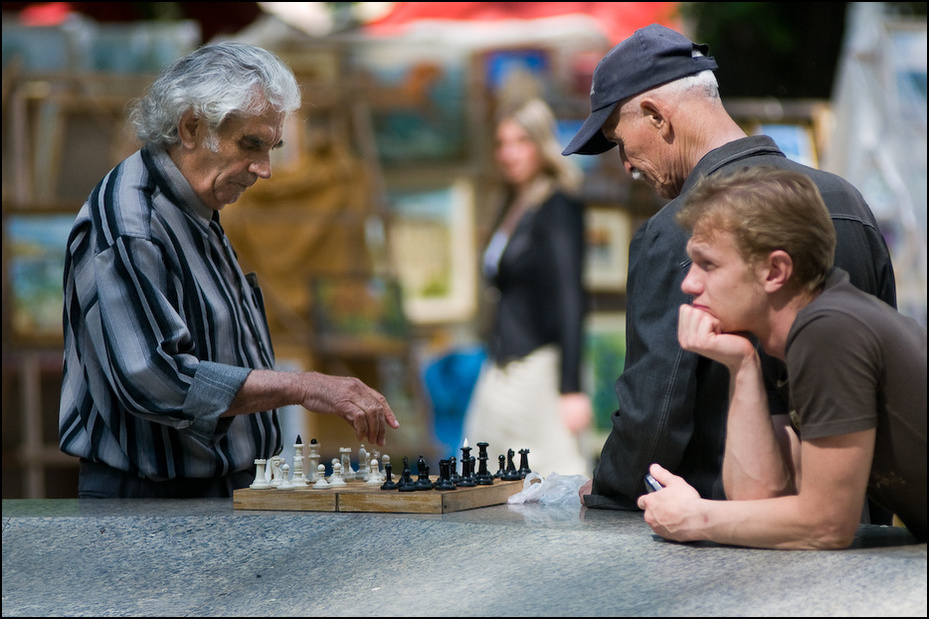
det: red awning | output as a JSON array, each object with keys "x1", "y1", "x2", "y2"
[{"x1": 364, "y1": 2, "x2": 682, "y2": 46}]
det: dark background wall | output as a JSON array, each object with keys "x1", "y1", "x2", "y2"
[{"x1": 683, "y1": 2, "x2": 927, "y2": 98}]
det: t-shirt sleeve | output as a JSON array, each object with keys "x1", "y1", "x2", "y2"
[{"x1": 787, "y1": 311, "x2": 881, "y2": 440}]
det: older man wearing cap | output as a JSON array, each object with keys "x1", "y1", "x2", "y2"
[{"x1": 564, "y1": 24, "x2": 897, "y2": 517}]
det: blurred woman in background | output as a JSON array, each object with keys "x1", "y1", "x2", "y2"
[{"x1": 463, "y1": 98, "x2": 592, "y2": 477}]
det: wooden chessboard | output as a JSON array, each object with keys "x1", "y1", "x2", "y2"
[{"x1": 233, "y1": 477, "x2": 525, "y2": 514}]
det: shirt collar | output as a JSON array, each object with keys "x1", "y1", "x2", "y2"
[
  {"x1": 682, "y1": 135, "x2": 785, "y2": 196},
  {"x1": 145, "y1": 142, "x2": 215, "y2": 224}
]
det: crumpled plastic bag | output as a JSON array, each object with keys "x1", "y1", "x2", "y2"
[{"x1": 506, "y1": 472, "x2": 587, "y2": 506}]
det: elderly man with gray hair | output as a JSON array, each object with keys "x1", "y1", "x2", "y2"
[{"x1": 60, "y1": 42, "x2": 399, "y2": 498}]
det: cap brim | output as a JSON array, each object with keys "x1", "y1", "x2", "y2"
[{"x1": 561, "y1": 105, "x2": 617, "y2": 156}]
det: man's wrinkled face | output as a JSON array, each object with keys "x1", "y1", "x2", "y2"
[
  {"x1": 186, "y1": 108, "x2": 285, "y2": 211},
  {"x1": 601, "y1": 101, "x2": 682, "y2": 200}
]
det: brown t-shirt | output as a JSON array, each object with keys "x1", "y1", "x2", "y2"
[{"x1": 786, "y1": 269, "x2": 926, "y2": 540}]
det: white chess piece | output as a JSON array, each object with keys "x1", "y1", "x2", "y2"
[
  {"x1": 308, "y1": 440, "x2": 320, "y2": 482},
  {"x1": 365, "y1": 450, "x2": 378, "y2": 481},
  {"x1": 269, "y1": 456, "x2": 285, "y2": 487},
  {"x1": 340, "y1": 447, "x2": 355, "y2": 480},
  {"x1": 313, "y1": 464, "x2": 330, "y2": 489},
  {"x1": 292, "y1": 439, "x2": 307, "y2": 485},
  {"x1": 366, "y1": 457, "x2": 382, "y2": 485},
  {"x1": 250, "y1": 459, "x2": 271, "y2": 489},
  {"x1": 329, "y1": 461, "x2": 347, "y2": 487},
  {"x1": 278, "y1": 463, "x2": 295, "y2": 490},
  {"x1": 357, "y1": 444, "x2": 369, "y2": 480}
]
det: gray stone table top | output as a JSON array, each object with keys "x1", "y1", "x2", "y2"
[{"x1": 2, "y1": 498, "x2": 926, "y2": 617}]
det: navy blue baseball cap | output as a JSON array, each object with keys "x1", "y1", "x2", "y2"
[{"x1": 562, "y1": 24, "x2": 718, "y2": 156}]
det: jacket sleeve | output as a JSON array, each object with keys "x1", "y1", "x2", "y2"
[
  {"x1": 585, "y1": 215, "x2": 716, "y2": 509},
  {"x1": 540, "y1": 194, "x2": 587, "y2": 394}
]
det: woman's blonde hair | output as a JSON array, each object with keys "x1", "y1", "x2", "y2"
[{"x1": 495, "y1": 97, "x2": 583, "y2": 193}]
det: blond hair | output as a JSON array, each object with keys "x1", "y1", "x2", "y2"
[
  {"x1": 677, "y1": 167, "x2": 836, "y2": 293},
  {"x1": 495, "y1": 98, "x2": 583, "y2": 193}
]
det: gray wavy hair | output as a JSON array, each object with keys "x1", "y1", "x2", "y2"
[{"x1": 130, "y1": 41, "x2": 301, "y2": 147}]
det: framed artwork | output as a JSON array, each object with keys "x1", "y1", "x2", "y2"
[
  {"x1": 3, "y1": 82, "x2": 143, "y2": 207},
  {"x1": 890, "y1": 24, "x2": 927, "y2": 121},
  {"x1": 3, "y1": 212, "x2": 75, "y2": 345},
  {"x1": 584, "y1": 206, "x2": 632, "y2": 292},
  {"x1": 556, "y1": 118, "x2": 600, "y2": 174},
  {"x1": 385, "y1": 179, "x2": 477, "y2": 325},
  {"x1": 584, "y1": 312, "x2": 626, "y2": 433},
  {"x1": 483, "y1": 47, "x2": 553, "y2": 104},
  {"x1": 309, "y1": 275, "x2": 409, "y2": 357},
  {"x1": 754, "y1": 123, "x2": 818, "y2": 168},
  {"x1": 350, "y1": 42, "x2": 468, "y2": 166}
]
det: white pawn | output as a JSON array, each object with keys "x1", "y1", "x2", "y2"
[
  {"x1": 366, "y1": 457, "x2": 382, "y2": 485},
  {"x1": 250, "y1": 459, "x2": 271, "y2": 489},
  {"x1": 328, "y1": 461, "x2": 347, "y2": 487},
  {"x1": 313, "y1": 464, "x2": 330, "y2": 489},
  {"x1": 278, "y1": 463, "x2": 295, "y2": 490}
]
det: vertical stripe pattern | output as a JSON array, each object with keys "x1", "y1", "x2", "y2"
[{"x1": 59, "y1": 145, "x2": 280, "y2": 480}]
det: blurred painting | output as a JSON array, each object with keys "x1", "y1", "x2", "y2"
[
  {"x1": 5, "y1": 213, "x2": 74, "y2": 344},
  {"x1": 352, "y1": 43, "x2": 468, "y2": 166},
  {"x1": 584, "y1": 312, "x2": 626, "y2": 433},
  {"x1": 386, "y1": 180, "x2": 476, "y2": 324},
  {"x1": 584, "y1": 206, "x2": 631, "y2": 292},
  {"x1": 483, "y1": 47, "x2": 553, "y2": 109}
]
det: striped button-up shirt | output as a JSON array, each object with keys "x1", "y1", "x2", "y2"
[{"x1": 59, "y1": 143, "x2": 281, "y2": 481}]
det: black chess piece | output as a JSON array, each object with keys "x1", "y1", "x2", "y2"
[
  {"x1": 494, "y1": 454, "x2": 506, "y2": 478},
  {"x1": 380, "y1": 462, "x2": 398, "y2": 490},
  {"x1": 457, "y1": 453, "x2": 476, "y2": 487},
  {"x1": 449, "y1": 456, "x2": 461, "y2": 484},
  {"x1": 518, "y1": 448, "x2": 532, "y2": 478},
  {"x1": 397, "y1": 456, "x2": 417, "y2": 492},
  {"x1": 501, "y1": 448, "x2": 521, "y2": 481},
  {"x1": 460, "y1": 443, "x2": 472, "y2": 472},
  {"x1": 475, "y1": 442, "x2": 494, "y2": 485},
  {"x1": 434, "y1": 459, "x2": 456, "y2": 491},
  {"x1": 414, "y1": 455, "x2": 434, "y2": 490}
]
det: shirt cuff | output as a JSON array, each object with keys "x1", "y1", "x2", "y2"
[{"x1": 183, "y1": 361, "x2": 252, "y2": 443}]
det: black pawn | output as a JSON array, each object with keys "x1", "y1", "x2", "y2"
[
  {"x1": 397, "y1": 457, "x2": 417, "y2": 492},
  {"x1": 518, "y1": 448, "x2": 532, "y2": 478},
  {"x1": 380, "y1": 462, "x2": 398, "y2": 490},
  {"x1": 494, "y1": 454, "x2": 506, "y2": 479},
  {"x1": 434, "y1": 459, "x2": 456, "y2": 491},
  {"x1": 502, "y1": 448, "x2": 521, "y2": 481},
  {"x1": 414, "y1": 455, "x2": 434, "y2": 490},
  {"x1": 449, "y1": 456, "x2": 461, "y2": 484}
]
